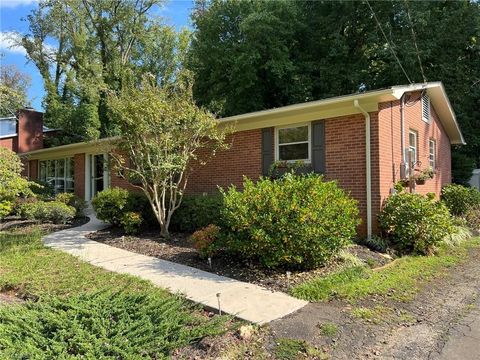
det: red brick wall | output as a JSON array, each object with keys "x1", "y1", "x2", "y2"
[
  {"x1": 28, "y1": 160, "x2": 38, "y2": 180},
  {"x1": 110, "y1": 170, "x2": 140, "y2": 192},
  {"x1": 375, "y1": 91, "x2": 452, "y2": 231},
  {"x1": 17, "y1": 110, "x2": 43, "y2": 153},
  {"x1": 74, "y1": 153, "x2": 86, "y2": 199},
  {"x1": 186, "y1": 129, "x2": 263, "y2": 194},
  {"x1": 0, "y1": 136, "x2": 18, "y2": 152},
  {"x1": 323, "y1": 114, "x2": 370, "y2": 235}
]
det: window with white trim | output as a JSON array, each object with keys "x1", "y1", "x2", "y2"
[
  {"x1": 276, "y1": 124, "x2": 310, "y2": 162},
  {"x1": 422, "y1": 93, "x2": 430, "y2": 122},
  {"x1": 0, "y1": 118, "x2": 17, "y2": 137},
  {"x1": 429, "y1": 139, "x2": 436, "y2": 169},
  {"x1": 408, "y1": 130, "x2": 418, "y2": 166},
  {"x1": 39, "y1": 158, "x2": 74, "y2": 193}
]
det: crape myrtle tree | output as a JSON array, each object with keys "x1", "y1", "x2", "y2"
[{"x1": 107, "y1": 73, "x2": 229, "y2": 237}]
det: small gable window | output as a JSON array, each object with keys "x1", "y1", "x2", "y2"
[
  {"x1": 429, "y1": 139, "x2": 436, "y2": 169},
  {"x1": 275, "y1": 124, "x2": 311, "y2": 162},
  {"x1": 408, "y1": 129, "x2": 418, "y2": 167},
  {"x1": 422, "y1": 92, "x2": 430, "y2": 122}
]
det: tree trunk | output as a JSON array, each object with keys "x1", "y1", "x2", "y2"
[{"x1": 160, "y1": 223, "x2": 170, "y2": 239}]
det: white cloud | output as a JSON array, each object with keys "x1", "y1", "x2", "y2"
[
  {"x1": 0, "y1": 31, "x2": 26, "y2": 55},
  {"x1": 0, "y1": 0, "x2": 38, "y2": 8}
]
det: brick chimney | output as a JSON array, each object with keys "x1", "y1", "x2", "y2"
[{"x1": 17, "y1": 108, "x2": 44, "y2": 153}]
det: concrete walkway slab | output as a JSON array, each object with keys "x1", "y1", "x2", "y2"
[{"x1": 43, "y1": 216, "x2": 307, "y2": 324}]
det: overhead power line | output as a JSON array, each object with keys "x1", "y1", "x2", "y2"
[
  {"x1": 365, "y1": 0, "x2": 413, "y2": 84},
  {"x1": 404, "y1": 0, "x2": 427, "y2": 83}
]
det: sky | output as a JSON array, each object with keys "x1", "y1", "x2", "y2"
[{"x1": 0, "y1": 0, "x2": 193, "y2": 111}]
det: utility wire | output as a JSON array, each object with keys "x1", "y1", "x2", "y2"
[
  {"x1": 404, "y1": 0, "x2": 427, "y2": 83},
  {"x1": 365, "y1": 0, "x2": 413, "y2": 84}
]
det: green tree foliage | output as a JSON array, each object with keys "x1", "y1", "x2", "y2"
[
  {"x1": 189, "y1": 0, "x2": 480, "y2": 172},
  {"x1": 20, "y1": 0, "x2": 189, "y2": 144},
  {"x1": 0, "y1": 148, "x2": 33, "y2": 219},
  {"x1": 107, "y1": 74, "x2": 228, "y2": 237},
  {"x1": 0, "y1": 64, "x2": 31, "y2": 117}
]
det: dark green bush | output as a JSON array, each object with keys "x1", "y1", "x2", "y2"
[
  {"x1": 91, "y1": 187, "x2": 130, "y2": 226},
  {"x1": 220, "y1": 174, "x2": 360, "y2": 269},
  {"x1": 378, "y1": 192, "x2": 454, "y2": 255},
  {"x1": 170, "y1": 194, "x2": 224, "y2": 233},
  {"x1": 126, "y1": 191, "x2": 157, "y2": 226},
  {"x1": 441, "y1": 184, "x2": 480, "y2": 216},
  {"x1": 0, "y1": 291, "x2": 225, "y2": 359},
  {"x1": 55, "y1": 192, "x2": 87, "y2": 217},
  {"x1": 19, "y1": 201, "x2": 76, "y2": 224},
  {"x1": 30, "y1": 180, "x2": 55, "y2": 200}
]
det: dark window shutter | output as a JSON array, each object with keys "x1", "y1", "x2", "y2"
[
  {"x1": 261, "y1": 127, "x2": 274, "y2": 176},
  {"x1": 311, "y1": 120, "x2": 325, "y2": 174}
]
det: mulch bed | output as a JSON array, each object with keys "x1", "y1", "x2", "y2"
[
  {"x1": 0, "y1": 217, "x2": 89, "y2": 234},
  {"x1": 87, "y1": 227, "x2": 391, "y2": 293}
]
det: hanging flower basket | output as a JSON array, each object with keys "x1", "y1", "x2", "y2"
[{"x1": 415, "y1": 178, "x2": 426, "y2": 185}]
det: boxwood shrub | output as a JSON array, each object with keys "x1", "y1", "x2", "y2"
[
  {"x1": 19, "y1": 200, "x2": 76, "y2": 224},
  {"x1": 92, "y1": 188, "x2": 157, "y2": 231},
  {"x1": 220, "y1": 174, "x2": 360, "y2": 269},
  {"x1": 378, "y1": 192, "x2": 454, "y2": 255},
  {"x1": 170, "y1": 194, "x2": 224, "y2": 233},
  {"x1": 441, "y1": 184, "x2": 480, "y2": 216},
  {"x1": 91, "y1": 187, "x2": 130, "y2": 226}
]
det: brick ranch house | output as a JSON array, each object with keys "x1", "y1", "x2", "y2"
[{"x1": 2, "y1": 82, "x2": 465, "y2": 238}]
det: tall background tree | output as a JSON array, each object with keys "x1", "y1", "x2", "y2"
[
  {"x1": 0, "y1": 64, "x2": 31, "y2": 117},
  {"x1": 188, "y1": 0, "x2": 480, "y2": 183},
  {"x1": 20, "y1": 0, "x2": 189, "y2": 144}
]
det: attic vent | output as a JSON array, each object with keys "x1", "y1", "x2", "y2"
[{"x1": 422, "y1": 92, "x2": 430, "y2": 122}]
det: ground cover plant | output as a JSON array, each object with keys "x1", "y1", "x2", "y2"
[{"x1": 0, "y1": 228, "x2": 228, "y2": 358}]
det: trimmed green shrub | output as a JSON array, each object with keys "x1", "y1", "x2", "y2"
[
  {"x1": 378, "y1": 192, "x2": 454, "y2": 255},
  {"x1": 190, "y1": 224, "x2": 221, "y2": 258},
  {"x1": 55, "y1": 192, "x2": 87, "y2": 217},
  {"x1": 91, "y1": 187, "x2": 130, "y2": 226},
  {"x1": 170, "y1": 194, "x2": 224, "y2": 233},
  {"x1": 19, "y1": 201, "x2": 76, "y2": 224},
  {"x1": 220, "y1": 174, "x2": 360, "y2": 269},
  {"x1": 120, "y1": 211, "x2": 143, "y2": 235},
  {"x1": 92, "y1": 188, "x2": 153, "y2": 233},
  {"x1": 441, "y1": 184, "x2": 480, "y2": 216}
]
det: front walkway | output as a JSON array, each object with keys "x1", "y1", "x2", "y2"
[{"x1": 43, "y1": 216, "x2": 307, "y2": 324}]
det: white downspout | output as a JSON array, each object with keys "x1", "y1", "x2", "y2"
[{"x1": 354, "y1": 100, "x2": 372, "y2": 240}]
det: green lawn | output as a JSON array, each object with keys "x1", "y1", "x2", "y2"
[
  {"x1": 0, "y1": 227, "x2": 228, "y2": 359},
  {"x1": 291, "y1": 237, "x2": 480, "y2": 302}
]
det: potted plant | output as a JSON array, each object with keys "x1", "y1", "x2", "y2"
[{"x1": 415, "y1": 168, "x2": 435, "y2": 185}]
